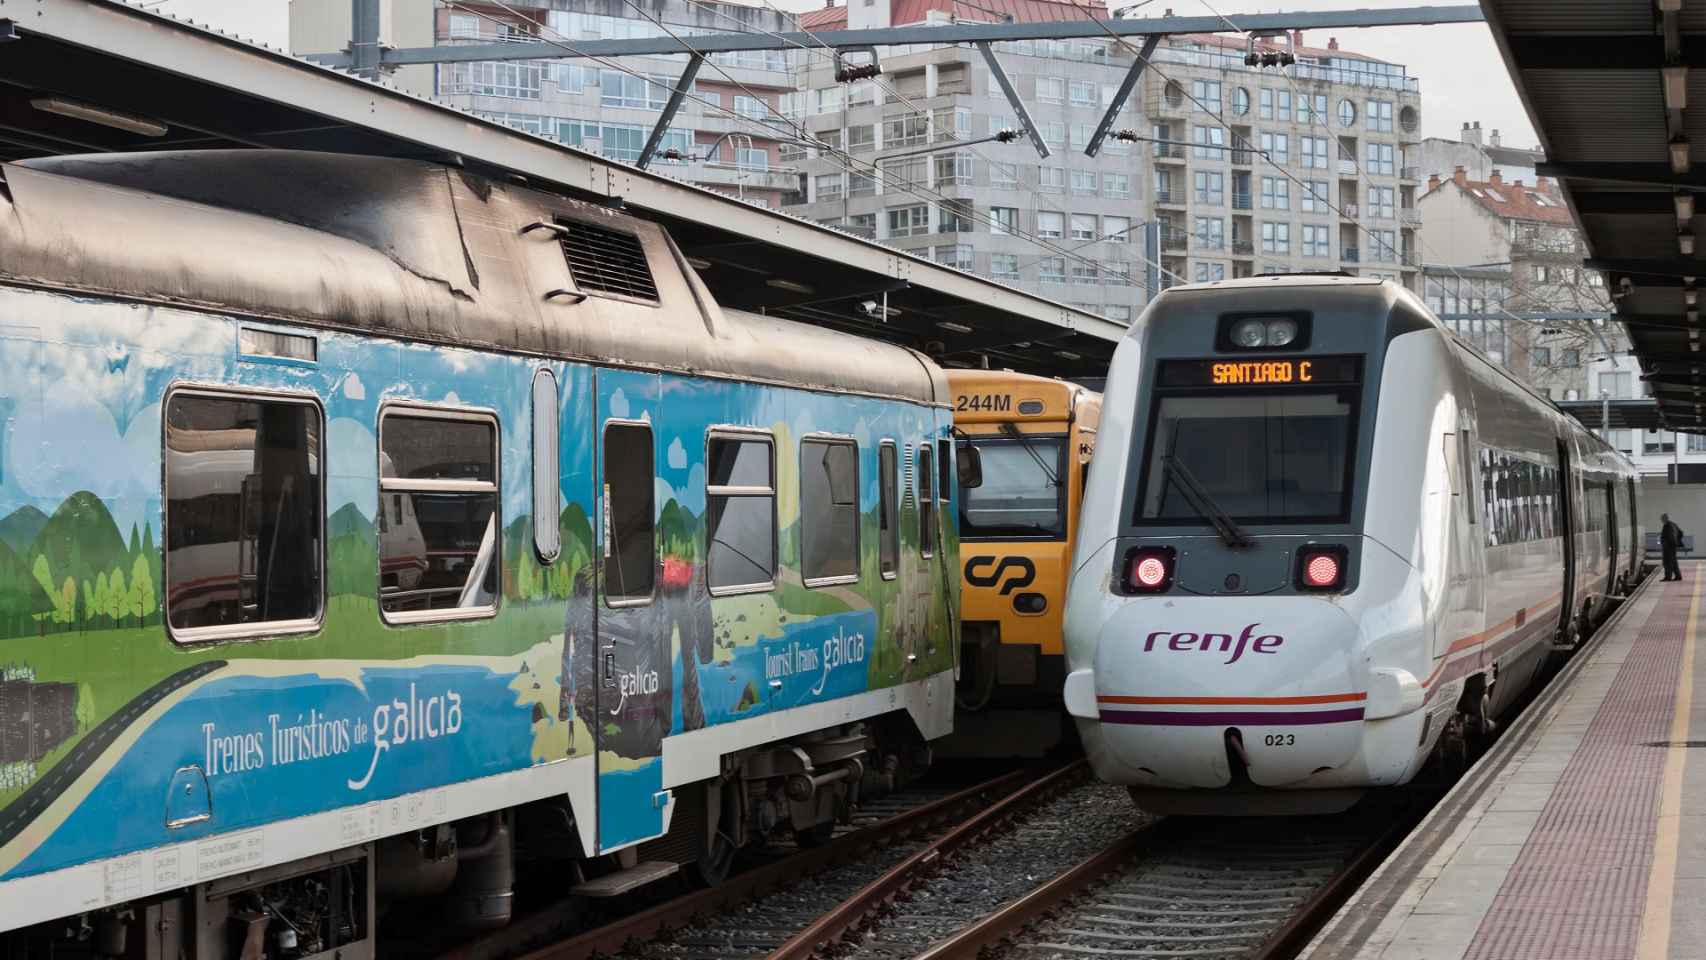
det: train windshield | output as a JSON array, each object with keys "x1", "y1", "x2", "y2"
[
  {"x1": 960, "y1": 435, "x2": 1067, "y2": 539},
  {"x1": 1138, "y1": 390, "x2": 1357, "y2": 524}
]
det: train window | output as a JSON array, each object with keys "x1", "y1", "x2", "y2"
[
  {"x1": 879, "y1": 442, "x2": 899, "y2": 579},
  {"x1": 707, "y1": 433, "x2": 776, "y2": 593},
  {"x1": 960, "y1": 435, "x2": 1067, "y2": 540},
  {"x1": 801, "y1": 438, "x2": 860, "y2": 585},
  {"x1": 937, "y1": 438, "x2": 953, "y2": 505},
  {"x1": 918, "y1": 445, "x2": 936, "y2": 558},
  {"x1": 1138, "y1": 391, "x2": 1356, "y2": 524},
  {"x1": 165, "y1": 390, "x2": 323, "y2": 640},
  {"x1": 604, "y1": 422, "x2": 655, "y2": 604},
  {"x1": 532, "y1": 369, "x2": 561, "y2": 564},
  {"x1": 378, "y1": 407, "x2": 499, "y2": 622}
]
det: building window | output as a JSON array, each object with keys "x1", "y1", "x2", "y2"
[
  {"x1": 1071, "y1": 261, "x2": 1099, "y2": 285},
  {"x1": 733, "y1": 95, "x2": 770, "y2": 120},
  {"x1": 706, "y1": 434, "x2": 776, "y2": 593},
  {"x1": 849, "y1": 125, "x2": 877, "y2": 152},
  {"x1": 1193, "y1": 125, "x2": 1227, "y2": 159},
  {"x1": 1192, "y1": 79, "x2": 1222, "y2": 114},
  {"x1": 1106, "y1": 304, "x2": 1132, "y2": 322},
  {"x1": 884, "y1": 114, "x2": 929, "y2": 147},
  {"x1": 1370, "y1": 186, "x2": 1396, "y2": 218},
  {"x1": 1259, "y1": 131, "x2": 1289, "y2": 165},
  {"x1": 991, "y1": 206, "x2": 1018, "y2": 235},
  {"x1": 1071, "y1": 169, "x2": 1098, "y2": 195},
  {"x1": 442, "y1": 59, "x2": 545, "y2": 100},
  {"x1": 378, "y1": 406, "x2": 499, "y2": 622},
  {"x1": 848, "y1": 172, "x2": 877, "y2": 198},
  {"x1": 1303, "y1": 224, "x2": 1330, "y2": 258},
  {"x1": 1039, "y1": 166, "x2": 1066, "y2": 192},
  {"x1": 886, "y1": 204, "x2": 929, "y2": 237},
  {"x1": 1070, "y1": 80, "x2": 1096, "y2": 105},
  {"x1": 1260, "y1": 176, "x2": 1290, "y2": 210},
  {"x1": 1038, "y1": 77, "x2": 1066, "y2": 103},
  {"x1": 1366, "y1": 100, "x2": 1394, "y2": 133},
  {"x1": 1261, "y1": 221, "x2": 1291, "y2": 254},
  {"x1": 813, "y1": 173, "x2": 845, "y2": 203},
  {"x1": 883, "y1": 156, "x2": 928, "y2": 191},
  {"x1": 1194, "y1": 170, "x2": 1225, "y2": 205},
  {"x1": 1371, "y1": 229, "x2": 1398, "y2": 262},
  {"x1": 935, "y1": 152, "x2": 974, "y2": 186},
  {"x1": 1366, "y1": 142, "x2": 1396, "y2": 176},
  {"x1": 1301, "y1": 136, "x2": 1329, "y2": 170},
  {"x1": 1301, "y1": 180, "x2": 1329, "y2": 213},
  {"x1": 991, "y1": 253, "x2": 1021, "y2": 281},
  {"x1": 598, "y1": 71, "x2": 670, "y2": 110},
  {"x1": 735, "y1": 148, "x2": 768, "y2": 171},
  {"x1": 934, "y1": 202, "x2": 975, "y2": 233},
  {"x1": 847, "y1": 212, "x2": 876, "y2": 238},
  {"x1": 1043, "y1": 122, "x2": 1066, "y2": 147},
  {"x1": 166, "y1": 390, "x2": 323, "y2": 638},
  {"x1": 935, "y1": 244, "x2": 975, "y2": 270},
  {"x1": 1194, "y1": 261, "x2": 1226, "y2": 282},
  {"x1": 1038, "y1": 257, "x2": 1066, "y2": 283},
  {"x1": 878, "y1": 443, "x2": 899, "y2": 578},
  {"x1": 991, "y1": 162, "x2": 1019, "y2": 188},
  {"x1": 1194, "y1": 216, "x2": 1225, "y2": 250},
  {"x1": 800, "y1": 439, "x2": 859, "y2": 584},
  {"x1": 1296, "y1": 93, "x2": 1327, "y2": 125},
  {"x1": 1071, "y1": 214, "x2": 1098, "y2": 241},
  {"x1": 1338, "y1": 98, "x2": 1357, "y2": 127},
  {"x1": 1104, "y1": 261, "x2": 1132, "y2": 286},
  {"x1": 1231, "y1": 87, "x2": 1251, "y2": 116},
  {"x1": 1038, "y1": 210, "x2": 1065, "y2": 239},
  {"x1": 1562, "y1": 349, "x2": 1582, "y2": 367},
  {"x1": 1103, "y1": 173, "x2": 1130, "y2": 199},
  {"x1": 1533, "y1": 347, "x2": 1552, "y2": 366},
  {"x1": 1104, "y1": 215, "x2": 1131, "y2": 243}
]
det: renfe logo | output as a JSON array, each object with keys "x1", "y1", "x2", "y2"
[{"x1": 1143, "y1": 623, "x2": 1283, "y2": 665}]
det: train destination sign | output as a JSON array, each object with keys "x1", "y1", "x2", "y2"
[{"x1": 1157, "y1": 356, "x2": 1360, "y2": 389}]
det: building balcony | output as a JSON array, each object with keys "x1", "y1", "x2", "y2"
[
  {"x1": 1512, "y1": 235, "x2": 1582, "y2": 257},
  {"x1": 1342, "y1": 246, "x2": 1360, "y2": 263},
  {"x1": 1401, "y1": 251, "x2": 1421, "y2": 268},
  {"x1": 1401, "y1": 166, "x2": 1421, "y2": 181},
  {"x1": 1231, "y1": 239, "x2": 1255, "y2": 257},
  {"x1": 687, "y1": 162, "x2": 803, "y2": 193},
  {"x1": 1232, "y1": 191, "x2": 1253, "y2": 211},
  {"x1": 1400, "y1": 208, "x2": 1422, "y2": 227},
  {"x1": 1339, "y1": 202, "x2": 1359, "y2": 219},
  {"x1": 1154, "y1": 144, "x2": 1186, "y2": 162},
  {"x1": 1155, "y1": 190, "x2": 1185, "y2": 208},
  {"x1": 1160, "y1": 228, "x2": 1190, "y2": 253},
  {"x1": 1231, "y1": 149, "x2": 1254, "y2": 166},
  {"x1": 1337, "y1": 158, "x2": 1358, "y2": 175}
]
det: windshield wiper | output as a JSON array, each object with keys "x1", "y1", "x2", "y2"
[
  {"x1": 999, "y1": 423, "x2": 1061, "y2": 488},
  {"x1": 1161, "y1": 455, "x2": 1253, "y2": 549}
]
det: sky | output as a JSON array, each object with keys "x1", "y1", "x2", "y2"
[{"x1": 147, "y1": 0, "x2": 1537, "y2": 150}]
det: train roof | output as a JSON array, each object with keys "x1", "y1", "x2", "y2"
[
  {"x1": 0, "y1": 150, "x2": 945, "y2": 406},
  {"x1": 947, "y1": 369, "x2": 1099, "y2": 425}
]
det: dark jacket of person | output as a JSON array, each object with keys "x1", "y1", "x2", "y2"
[{"x1": 1663, "y1": 520, "x2": 1686, "y2": 552}]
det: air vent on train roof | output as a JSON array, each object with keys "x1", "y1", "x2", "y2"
[{"x1": 552, "y1": 217, "x2": 659, "y2": 302}]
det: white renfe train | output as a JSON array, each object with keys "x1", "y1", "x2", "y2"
[{"x1": 1063, "y1": 275, "x2": 1642, "y2": 815}]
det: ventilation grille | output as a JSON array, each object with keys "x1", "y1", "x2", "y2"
[{"x1": 554, "y1": 217, "x2": 659, "y2": 301}]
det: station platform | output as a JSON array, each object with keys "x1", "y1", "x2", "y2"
[{"x1": 1302, "y1": 562, "x2": 1705, "y2": 960}]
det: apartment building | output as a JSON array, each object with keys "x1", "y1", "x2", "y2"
[
  {"x1": 783, "y1": 2, "x2": 1424, "y2": 322},
  {"x1": 1144, "y1": 32, "x2": 1424, "y2": 292},
  {"x1": 1419, "y1": 166, "x2": 1615, "y2": 398},
  {"x1": 1420, "y1": 120, "x2": 1543, "y2": 185},
  {"x1": 290, "y1": 0, "x2": 804, "y2": 208}
]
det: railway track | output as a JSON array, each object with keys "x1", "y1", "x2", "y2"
[{"x1": 440, "y1": 765, "x2": 1064, "y2": 960}]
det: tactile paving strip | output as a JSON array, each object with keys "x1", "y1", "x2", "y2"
[{"x1": 1465, "y1": 570, "x2": 1694, "y2": 960}]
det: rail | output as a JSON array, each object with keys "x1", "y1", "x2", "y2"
[{"x1": 462, "y1": 768, "x2": 1044, "y2": 960}]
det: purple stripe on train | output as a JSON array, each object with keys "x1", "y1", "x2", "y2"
[{"x1": 1098, "y1": 707, "x2": 1366, "y2": 726}]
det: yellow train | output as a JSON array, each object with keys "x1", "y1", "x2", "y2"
[{"x1": 946, "y1": 369, "x2": 1101, "y2": 757}]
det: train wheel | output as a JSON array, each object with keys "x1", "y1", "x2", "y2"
[{"x1": 691, "y1": 829, "x2": 737, "y2": 887}]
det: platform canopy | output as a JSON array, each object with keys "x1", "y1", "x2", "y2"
[
  {"x1": 1484, "y1": 0, "x2": 1706, "y2": 431},
  {"x1": 1558, "y1": 398, "x2": 1666, "y2": 432},
  {"x1": 0, "y1": 0, "x2": 1126, "y2": 377}
]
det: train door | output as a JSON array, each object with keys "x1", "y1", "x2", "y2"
[
  {"x1": 1627, "y1": 477, "x2": 1640, "y2": 584},
  {"x1": 1605, "y1": 482, "x2": 1619, "y2": 587},
  {"x1": 593, "y1": 368, "x2": 668, "y2": 853},
  {"x1": 1555, "y1": 439, "x2": 1576, "y2": 641}
]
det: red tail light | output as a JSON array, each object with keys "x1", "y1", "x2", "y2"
[
  {"x1": 1297, "y1": 546, "x2": 1347, "y2": 592},
  {"x1": 1125, "y1": 547, "x2": 1176, "y2": 594}
]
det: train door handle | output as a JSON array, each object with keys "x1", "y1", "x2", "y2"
[{"x1": 603, "y1": 651, "x2": 616, "y2": 688}]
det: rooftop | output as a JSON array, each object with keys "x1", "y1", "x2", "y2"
[{"x1": 1425, "y1": 171, "x2": 1576, "y2": 225}]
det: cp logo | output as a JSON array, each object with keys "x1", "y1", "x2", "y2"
[{"x1": 965, "y1": 555, "x2": 1037, "y2": 596}]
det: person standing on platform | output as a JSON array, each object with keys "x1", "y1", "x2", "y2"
[{"x1": 1660, "y1": 513, "x2": 1686, "y2": 581}]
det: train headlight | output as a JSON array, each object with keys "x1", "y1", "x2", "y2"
[
  {"x1": 1297, "y1": 546, "x2": 1348, "y2": 592},
  {"x1": 1124, "y1": 546, "x2": 1176, "y2": 594},
  {"x1": 1230, "y1": 318, "x2": 1268, "y2": 348},
  {"x1": 1265, "y1": 318, "x2": 1299, "y2": 346}
]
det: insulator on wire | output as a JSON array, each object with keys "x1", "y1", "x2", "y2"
[
  {"x1": 835, "y1": 62, "x2": 883, "y2": 83},
  {"x1": 661, "y1": 147, "x2": 684, "y2": 161},
  {"x1": 993, "y1": 128, "x2": 1020, "y2": 143},
  {"x1": 1113, "y1": 128, "x2": 1139, "y2": 142}
]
